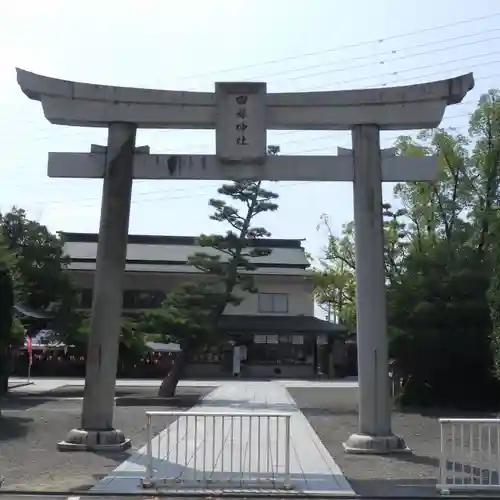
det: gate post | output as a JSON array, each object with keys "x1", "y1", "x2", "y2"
[
  {"x1": 343, "y1": 125, "x2": 408, "y2": 453},
  {"x1": 58, "y1": 122, "x2": 136, "y2": 451}
]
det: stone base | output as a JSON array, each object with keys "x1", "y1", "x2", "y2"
[
  {"x1": 343, "y1": 432, "x2": 410, "y2": 454},
  {"x1": 57, "y1": 427, "x2": 131, "y2": 452}
]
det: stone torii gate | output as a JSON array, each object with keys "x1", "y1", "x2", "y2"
[{"x1": 16, "y1": 69, "x2": 474, "y2": 454}]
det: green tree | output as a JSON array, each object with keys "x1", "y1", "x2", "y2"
[
  {"x1": 313, "y1": 207, "x2": 406, "y2": 330},
  {"x1": 312, "y1": 215, "x2": 356, "y2": 329},
  {"x1": 0, "y1": 239, "x2": 14, "y2": 395},
  {"x1": 476, "y1": 90, "x2": 500, "y2": 381},
  {"x1": 188, "y1": 181, "x2": 279, "y2": 319},
  {"x1": 0, "y1": 207, "x2": 79, "y2": 339},
  {"x1": 468, "y1": 89, "x2": 500, "y2": 254},
  {"x1": 393, "y1": 129, "x2": 473, "y2": 250},
  {"x1": 76, "y1": 312, "x2": 148, "y2": 357},
  {"x1": 488, "y1": 215, "x2": 500, "y2": 382},
  {"x1": 388, "y1": 241, "x2": 494, "y2": 408},
  {"x1": 386, "y1": 89, "x2": 500, "y2": 407},
  {"x1": 313, "y1": 90, "x2": 500, "y2": 408}
]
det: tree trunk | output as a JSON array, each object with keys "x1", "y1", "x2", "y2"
[
  {"x1": 0, "y1": 349, "x2": 9, "y2": 397},
  {"x1": 0, "y1": 374, "x2": 7, "y2": 396},
  {"x1": 158, "y1": 352, "x2": 185, "y2": 397}
]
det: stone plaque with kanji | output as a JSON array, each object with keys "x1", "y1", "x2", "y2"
[{"x1": 215, "y1": 82, "x2": 267, "y2": 164}]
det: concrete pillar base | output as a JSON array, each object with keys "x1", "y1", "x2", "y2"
[
  {"x1": 343, "y1": 432, "x2": 410, "y2": 454},
  {"x1": 57, "y1": 428, "x2": 131, "y2": 452}
]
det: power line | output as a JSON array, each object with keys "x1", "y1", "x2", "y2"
[
  {"x1": 5, "y1": 59, "x2": 497, "y2": 189},
  {"x1": 285, "y1": 42, "x2": 499, "y2": 90},
  {"x1": 2, "y1": 24, "x2": 499, "y2": 207},
  {"x1": 245, "y1": 30, "x2": 500, "y2": 85},
  {"x1": 166, "y1": 12, "x2": 500, "y2": 81},
  {"x1": 2, "y1": 25, "x2": 496, "y2": 188},
  {"x1": 18, "y1": 94, "x2": 499, "y2": 212},
  {"x1": 3, "y1": 43, "x2": 497, "y2": 155},
  {"x1": 2, "y1": 24, "x2": 498, "y2": 130},
  {"x1": 5, "y1": 76, "x2": 498, "y2": 205},
  {"x1": 279, "y1": 68, "x2": 500, "y2": 148}
]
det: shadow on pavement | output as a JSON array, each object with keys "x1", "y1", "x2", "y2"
[
  {"x1": 199, "y1": 396, "x2": 359, "y2": 417},
  {"x1": 87, "y1": 452, "x2": 353, "y2": 496},
  {"x1": 395, "y1": 452, "x2": 439, "y2": 467},
  {"x1": 0, "y1": 413, "x2": 33, "y2": 441},
  {"x1": 400, "y1": 405, "x2": 499, "y2": 418},
  {"x1": 348, "y1": 477, "x2": 437, "y2": 497},
  {"x1": 1, "y1": 386, "x2": 214, "y2": 410}
]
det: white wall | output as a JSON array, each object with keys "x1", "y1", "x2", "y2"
[
  {"x1": 70, "y1": 270, "x2": 315, "y2": 316},
  {"x1": 224, "y1": 277, "x2": 314, "y2": 316}
]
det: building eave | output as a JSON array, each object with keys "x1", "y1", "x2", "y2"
[
  {"x1": 67, "y1": 261, "x2": 312, "y2": 277},
  {"x1": 60, "y1": 232, "x2": 306, "y2": 250},
  {"x1": 218, "y1": 315, "x2": 347, "y2": 335},
  {"x1": 13, "y1": 303, "x2": 54, "y2": 320}
]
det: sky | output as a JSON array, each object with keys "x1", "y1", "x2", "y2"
[{"x1": 0, "y1": 0, "x2": 499, "y2": 261}]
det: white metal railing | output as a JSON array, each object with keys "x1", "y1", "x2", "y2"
[
  {"x1": 141, "y1": 411, "x2": 293, "y2": 490},
  {"x1": 438, "y1": 418, "x2": 500, "y2": 494}
]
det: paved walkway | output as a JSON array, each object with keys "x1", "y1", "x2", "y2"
[
  {"x1": 90, "y1": 382, "x2": 354, "y2": 495},
  {"x1": 8, "y1": 376, "x2": 358, "y2": 393}
]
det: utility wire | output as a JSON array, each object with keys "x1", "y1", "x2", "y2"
[
  {"x1": 6, "y1": 61, "x2": 497, "y2": 195},
  {"x1": 243, "y1": 31, "x2": 500, "y2": 86},
  {"x1": 4, "y1": 43, "x2": 497, "y2": 153},
  {"x1": 21, "y1": 97, "x2": 499, "y2": 213},
  {"x1": 2, "y1": 25, "x2": 498, "y2": 131},
  {"x1": 2, "y1": 20, "x2": 499, "y2": 209},
  {"x1": 164, "y1": 12, "x2": 500, "y2": 81},
  {"x1": 6, "y1": 90, "x2": 497, "y2": 209}
]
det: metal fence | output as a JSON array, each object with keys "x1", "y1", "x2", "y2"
[
  {"x1": 141, "y1": 411, "x2": 293, "y2": 490},
  {"x1": 438, "y1": 418, "x2": 500, "y2": 494}
]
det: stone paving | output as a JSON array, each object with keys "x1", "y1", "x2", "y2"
[
  {"x1": 0, "y1": 386, "x2": 212, "y2": 495},
  {"x1": 8, "y1": 376, "x2": 358, "y2": 392},
  {"x1": 3, "y1": 377, "x2": 458, "y2": 497},
  {"x1": 90, "y1": 381, "x2": 355, "y2": 495}
]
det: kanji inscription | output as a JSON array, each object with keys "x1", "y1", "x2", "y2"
[{"x1": 215, "y1": 82, "x2": 267, "y2": 163}]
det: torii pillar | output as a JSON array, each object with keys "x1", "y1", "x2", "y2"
[
  {"x1": 15, "y1": 70, "x2": 474, "y2": 453},
  {"x1": 338, "y1": 144, "x2": 404, "y2": 451}
]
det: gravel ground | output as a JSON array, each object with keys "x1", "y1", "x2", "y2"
[
  {"x1": 288, "y1": 386, "x2": 443, "y2": 497},
  {"x1": 0, "y1": 385, "x2": 214, "y2": 494}
]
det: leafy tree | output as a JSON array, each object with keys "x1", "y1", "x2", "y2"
[
  {"x1": 147, "y1": 147, "x2": 280, "y2": 396},
  {"x1": 387, "y1": 90, "x2": 500, "y2": 407},
  {"x1": 140, "y1": 282, "x2": 220, "y2": 353},
  {"x1": 314, "y1": 89, "x2": 500, "y2": 409},
  {"x1": 388, "y1": 241, "x2": 495, "y2": 408},
  {"x1": 488, "y1": 214, "x2": 500, "y2": 382},
  {"x1": 312, "y1": 215, "x2": 356, "y2": 329},
  {"x1": 477, "y1": 90, "x2": 500, "y2": 381},
  {"x1": 393, "y1": 130, "x2": 473, "y2": 249},
  {"x1": 76, "y1": 312, "x2": 148, "y2": 357},
  {"x1": 468, "y1": 89, "x2": 500, "y2": 254},
  {"x1": 0, "y1": 239, "x2": 14, "y2": 395},
  {"x1": 0, "y1": 207, "x2": 79, "y2": 339},
  {"x1": 312, "y1": 206, "x2": 406, "y2": 330}
]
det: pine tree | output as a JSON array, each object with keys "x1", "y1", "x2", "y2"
[
  {"x1": 189, "y1": 145, "x2": 281, "y2": 325},
  {"x1": 153, "y1": 146, "x2": 280, "y2": 396},
  {"x1": 189, "y1": 179, "x2": 279, "y2": 321}
]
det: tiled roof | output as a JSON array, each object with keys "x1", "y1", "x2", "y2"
[
  {"x1": 62, "y1": 233, "x2": 311, "y2": 270},
  {"x1": 218, "y1": 315, "x2": 347, "y2": 334},
  {"x1": 13, "y1": 303, "x2": 53, "y2": 320},
  {"x1": 61, "y1": 232, "x2": 305, "y2": 249}
]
